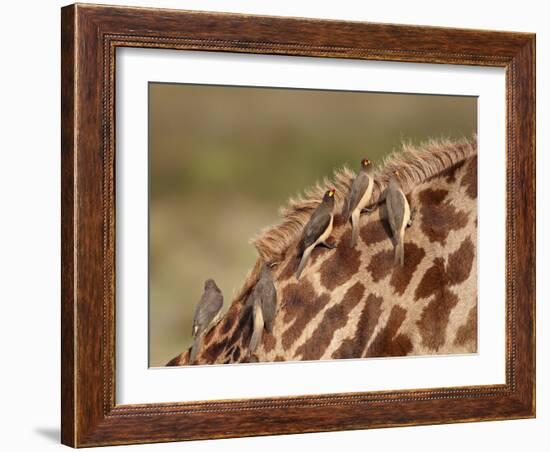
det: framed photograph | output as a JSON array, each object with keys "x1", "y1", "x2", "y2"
[{"x1": 61, "y1": 3, "x2": 535, "y2": 447}]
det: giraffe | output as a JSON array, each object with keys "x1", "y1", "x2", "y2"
[{"x1": 166, "y1": 137, "x2": 478, "y2": 366}]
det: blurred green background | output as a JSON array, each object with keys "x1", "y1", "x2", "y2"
[{"x1": 149, "y1": 83, "x2": 476, "y2": 366}]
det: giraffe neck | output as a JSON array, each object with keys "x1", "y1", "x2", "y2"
[{"x1": 167, "y1": 137, "x2": 478, "y2": 366}]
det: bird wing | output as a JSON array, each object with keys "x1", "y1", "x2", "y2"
[
  {"x1": 261, "y1": 282, "x2": 277, "y2": 333},
  {"x1": 299, "y1": 206, "x2": 332, "y2": 253},
  {"x1": 386, "y1": 187, "x2": 405, "y2": 235},
  {"x1": 378, "y1": 187, "x2": 388, "y2": 203},
  {"x1": 193, "y1": 289, "x2": 223, "y2": 335},
  {"x1": 345, "y1": 173, "x2": 370, "y2": 220}
]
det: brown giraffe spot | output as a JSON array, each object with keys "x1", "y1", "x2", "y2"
[
  {"x1": 444, "y1": 163, "x2": 459, "y2": 183},
  {"x1": 447, "y1": 236, "x2": 475, "y2": 285},
  {"x1": 203, "y1": 329, "x2": 215, "y2": 347},
  {"x1": 390, "y1": 244, "x2": 426, "y2": 295},
  {"x1": 220, "y1": 304, "x2": 240, "y2": 335},
  {"x1": 461, "y1": 156, "x2": 478, "y2": 199},
  {"x1": 366, "y1": 243, "x2": 426, "y2": 295},
  {"x1": 418, "y1": 188, "x2": 469, "y2": 245},
  {"x1": 366, "y1": 305, "x2": 412, "y2": 357},
  {"x1": 263, "y1": 331, "x2": 276, "y2": 353},
  {"x1": 422, "y1": 188, "x2": 448, "y2": 204},
  {"x1": 274, "y1": 355, "x2": 286, "y2": 361},
  {"x1": 454, "y1": 305, "x2": 478, "y2": 349},
  {"x1": 366, "y1": 249, "x2": 394, "y2": 282},
  {"x1": 332, "y1": 294, "x2": 384, "y2": 359},
  {"x1": 415, "y1": 237, "x2": 475, "y2": 302},
  {"x1": 203, "y1": 336, "x2": 230, "y2": 364},
  {"x1": 223, "y1": 349, "x2": 234, "y2": 362},
  {"x1": 318, "y1": 230, "x2": 361, "y2": 291},
  {"x1": 415, "y1": 257, "x2": 447, "y2": 301},
  {"x1": 359, "y1": 219, "x2": 392, "y2": 246},
  {"x1": 232, "y1": 347, "x2": 241, "y2": 362},
  {"x1": 281, "y1": 281, "x2": 331, "y2": 350},
  {"x1": 333, "y1": 213, "x2": 347, "y2": 228},
  {"x1": 295, "y1": 282, "x2": 365, "y2": 360},
  {"x1": 414, "y1": 236, "x2": 476, "y2": 351},
  {"x1": 165, "y1": 354, "x2": 181, "y2": 366},
  {"x1": 417, "y1": 288, "x2": 459, "y2": 351},
  {"x1": 225, "y1": 304, "x2": 253, "y2": 350}
]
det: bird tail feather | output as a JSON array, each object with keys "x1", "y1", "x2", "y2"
[
  {"x1": 394, "y1": 235, "x2": 404, "y2": 267},
  {"x1": 296, "y1": 246, "x2": 313, "y2": 279},
  {"x1": 249, "y1": 301, "x2": 264, "y2": 354},
  {"x1": 350, "y1": 211, "x2": 360, "y2": 247},
  {"x1": 189, "y1": 334, "x2": 203, "y2": 364},
  {"x1": 343, "y1": 200, "x2": 350, "y2": 224}
]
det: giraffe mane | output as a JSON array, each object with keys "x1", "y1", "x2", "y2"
[{"x1": 251, "y1": 136, "x2": 477, "y2": 264}]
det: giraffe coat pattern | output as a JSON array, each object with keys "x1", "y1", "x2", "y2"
[{"x1": 167, "y1": 138, "x2": 478, "y2": 366}]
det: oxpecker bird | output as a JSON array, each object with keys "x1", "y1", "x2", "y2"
[
  {"x1": 249, "y1": 262, "x2": 278, "y2": 356},
  {"x1": 190, "y1": 279, "x2": 223, "y2": 364},
  {"x1": 344, "y1": 158, "x2": 375, "y2": 247},
  {"x1": 295, "y1": 189, "x2": 336, "y2": 279},
  {"x1": 386, "y1": 170, "x2": 411, "y2": 266}
]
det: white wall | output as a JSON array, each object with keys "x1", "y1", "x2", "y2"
[{"x1": 0, "y1": 1, "x2": 545, "y2": 451}]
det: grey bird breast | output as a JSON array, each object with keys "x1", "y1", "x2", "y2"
[
  {"x1": 298, "y1": 205, "x2": 332, "y2": 255},
  {"x1": 346, "y1": 172, "x2": 371, "y2": 220},
  {"x1": 193, "y1": 289, "x2": 223, "y2": 335}
]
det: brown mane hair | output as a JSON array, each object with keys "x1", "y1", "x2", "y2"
[
  {"x1": 227, "y1": 136, "x2": 477, "y2": 309},
  {"x1": 252, "y1": 136, "x2": 477, "y2": 264}
]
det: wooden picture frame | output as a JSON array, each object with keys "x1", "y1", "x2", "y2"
[{"x1": 61, "y1": 3, "x2": 535, "y2": 447}]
